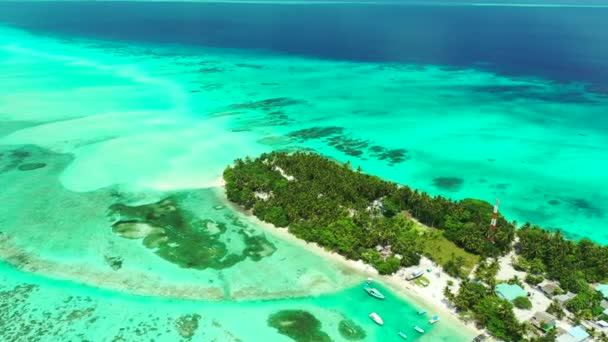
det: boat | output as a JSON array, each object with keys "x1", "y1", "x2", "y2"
[
  {"x1": 364, "y1": 286, "x2": 385, "y2": 300},
  {"x1": 369, "y1": 312, "x2": 384, "y2": 326},
  {"x1": 406, "y1": 270, "x2": 425, "y2": 281},
  {"x1": 429, "y1": 315, "x2": 440, "y2": 324},
  {"x1": 416, "y1": 310, "x2": 427, "y2": 315},
  {"x1": 398, "y1": 331, "x2": 408, "y2": 339},
  {"x1": 414, "y1": 325, "x2": 425, "y2": 334}
]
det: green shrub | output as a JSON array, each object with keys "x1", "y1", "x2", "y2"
[
  {"x1": 513, "y1": 296, "x2": 532, "y2": 310},
  {"x1": 525, "y1": 274, "x2": 544, "y2": 285}
]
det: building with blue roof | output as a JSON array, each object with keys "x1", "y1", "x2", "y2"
[
  {"x1": 556, "y1": 325, "x2": 590, "y2": 342},
  {"x1": 495, "y1": 283, "x2": 527, "y2": 302},
  {"x1": 597, "y1": 284, "x2": 608, "y2": 299}
]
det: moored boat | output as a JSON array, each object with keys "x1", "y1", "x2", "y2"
[
  {"x1": 398, "y1": 331, "x2": 408, "y2": 339},
  {"x1": 369, "y1": 312, "x2": 384, "y2": 326},
  {"x1": 416, "y1": 310, "x2": 426, "y2": 315},
  {"x1": 364, "y1": 286, "x2": 385, "y2": 300},
  {"x1": 406, "y1": 270, "x2": 424, "y2": 281},
  {"x1": 414, "y1": 325, "x2": 425, "y2": 334},
  {"x1": 429, "y1": 315, "x2": 440, "y2": 324}
]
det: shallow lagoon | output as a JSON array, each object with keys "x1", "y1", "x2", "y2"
[
  {"x1": 1, "y1": 3, "x2": 608, "y2": 340},
  {"x1": 0, "y1": 250, "x2": 472, "y2": 341},
  {"x1": 1, "y1": 24, "x2": 607, "y2": 243}
]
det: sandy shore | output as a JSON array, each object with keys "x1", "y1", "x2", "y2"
[{"x1": 216, "y1": 186, "x2": 483, "y2": 339}]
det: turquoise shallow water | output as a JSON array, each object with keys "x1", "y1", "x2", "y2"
[
  {"x1": 0, "y1": 260, "x2": 467, "y2": 341},
  {"x1": 0, "y1": 13, "x2": 607, "y2": 340},
  {"x1": 1, "y1": 25, "x2": 606, "y2": 242}
]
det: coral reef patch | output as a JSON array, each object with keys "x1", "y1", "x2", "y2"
[
  {"x1": 432, "y1": 177, "x2": 464, "y2": 191},
  {"x1": 107, "y1": 197, "x2": 277, "y2": 270},
  {"x1": 338, "y1": 319, "x2": 366, "y2": 340},
  {"x1": 267, "y1": 310, "x2": 331, "y2": 342}
]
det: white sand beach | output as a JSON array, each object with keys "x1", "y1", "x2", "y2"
[{"x1": 217, "y1": 186, "x2": 484, "y2": 339}]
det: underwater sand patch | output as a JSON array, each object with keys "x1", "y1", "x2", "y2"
[
  {"x1": 112, "y1": 221, "x2": 162, "y2": 239},
  {"x1": 0, "y1": 234, "x2": 225, "y2": 301}
]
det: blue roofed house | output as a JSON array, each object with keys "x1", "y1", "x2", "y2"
[
  {"x1": 556, "y1": 326, "x2": 590, "y2": 342},
  {"x1": 597, "y1": 284, "x2": 608, "y2": 299},
  {"x1": 495, "y1": 283, "x2": 527, "y2": 302}
]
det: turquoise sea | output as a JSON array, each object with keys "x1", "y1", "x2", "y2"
[{"x1": 1, "y1": 2, "x2": 607, "y2": 341}]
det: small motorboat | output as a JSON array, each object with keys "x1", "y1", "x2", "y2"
[
  {"x1": 364, "y1": 286, "x2": 385, "y2": 300},
  {"x1": 416, "y1": 310, "x2": 426, "y2": 315},
  {"x1": 369, "y1": 312, "x2": 384, "y2": 326},
  {"x1": 429, "y1": 315, "x2": 440, "y2": 324},
  {"x1": 414, "y1": 325, "x2": 425, "y2": 334},
  {"x1": 406, "y1": 270, "x2": 424, "y2": 280},
  {"x1": 398, "y1": 331, "x2": 408, "y2": 339}
]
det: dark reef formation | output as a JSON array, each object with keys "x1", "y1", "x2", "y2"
[
  {"x1": 287, "y1": 126, "x2": 410, "y2": 166},
  {"x1": 432, "y1": 177, "x2": 464, "y2": 191},
  {"x1": 267, "y1": 310, "x2": 331, "y2": 342},
  {"x1": 338, "y1": 319, "x2": 366, "y2": 340},
  {"x1": 107, "y1": 197, "x2": 277, "y2": 270}
]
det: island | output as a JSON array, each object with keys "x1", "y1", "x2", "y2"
[{"x1": 224, "y1": 152, "x2": 608, "y2": 342}]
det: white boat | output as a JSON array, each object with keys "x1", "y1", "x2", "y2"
[
  {"x1": 414, "y1": 325, "x2": 425, "y2": 334},
  {"x1": 406, "y1": 270, "x2": 424, "y2": 281},
  {"x1": 398, "y1": 331, "x2": 408, "y2": 339},
  {"x1": 429, "y1": 315, "x2": 440, "y2": 324},
  {"x1": 369, "y1": 312, "x2": 384, "y2": 326},
  {"x1": 364, "y1": 286, "x2": 385, "y2": 300}
]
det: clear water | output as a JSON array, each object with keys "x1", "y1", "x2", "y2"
[
  {"x1": 1, "y1": 2, "x2": 607, "y2": 341},
  {"x1": 1, "y1": 260, "x2": 471, "y2": 341}
]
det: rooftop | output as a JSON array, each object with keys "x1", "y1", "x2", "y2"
[
  {"x1": 531, "y1": 311, "x2": 557, "y2": 332},
  {"x1": 554, "y1": 292, "x2": 576, "y2": 304},
  {"x1": 597, "y1": 284, "x2": 608, "y2": 299},
  {"x1": 532, "y1": 311, "x2": 557, "y2": 324},
  {"x1": 539, "y1": 282, "x2": 560, "y2": 295},
  {"x1": 495, "y1": 283, "x2": 527, "y2": 302},
  {"x1": 556, "y1": 326, "x2": 590, "y2": 342}
]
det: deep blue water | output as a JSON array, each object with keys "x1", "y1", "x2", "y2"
[{"x1": 0, "y1": 1, "x2": 607, "y2": 91}]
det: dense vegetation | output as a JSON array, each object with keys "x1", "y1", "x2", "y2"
[
  {"x1": 225, "y1": 152, "x2": 608, "y2": 340},
  {"x1": 445, "y1": 281, "x2": 525, "y2": 341},
  {"x1": 517, "y1": 225, "x2": 608, "y2": 288},
  {"x1": 224, "y1": 152, "x2": 515, "y2": 275},
  {"x1": 516, "y1": 224, "x2": 608, "y2": 319},
  {"x1": 386, "y1": 190, "x2": 515, "y2": 256}
]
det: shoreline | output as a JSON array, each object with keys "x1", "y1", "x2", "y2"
[
  {"x1": 0, "y1": 172, "x2": 481, "y2": 338},
  {"x1": 215, "y1": 185, "x2": 483, "y2": 339}
]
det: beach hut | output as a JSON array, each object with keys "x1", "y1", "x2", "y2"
[
  {"x1": 554, "y1": 292, "x2": 576, "y2": 306},
  {"x1": 495, "y1": 283, "x2": 527, "y2": 302},
  {"x1": 538, "y1": 282, "x2": 560, "y2": 297},
  {"x1": 531, "y1": 311, "x2": 557, "y2": 332},
  {"x1": 556, "y1": 326, "x2": 590, "y2": 342}
]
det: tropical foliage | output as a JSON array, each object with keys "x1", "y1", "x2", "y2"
[
  {"x1": 224, "y1": 152, "x2": 515, "y2": 277},
  {"x1": 451, "y1": 281, "x2": 525, "y2": 341},
  {"x1": 224, "y1": 152, "x2": 608, "y2": 339},
  {"x1": 517, "y1": 225, "x2": 608, "y2": 292}
]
